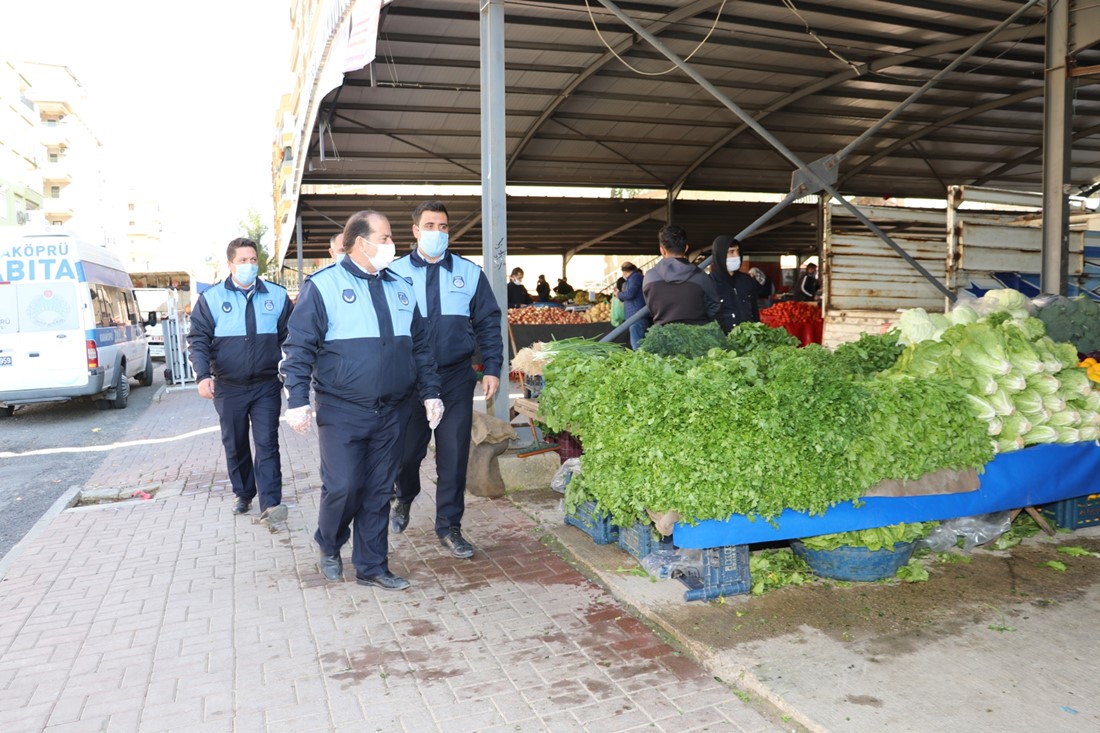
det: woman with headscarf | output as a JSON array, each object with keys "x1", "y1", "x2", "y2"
[{"x1": 709, "y1": 235, "x2": 761, "y2": 334}]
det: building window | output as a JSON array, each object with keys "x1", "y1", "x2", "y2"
[
  {"x1": 50, "y1": 186, "x2": 60, "y2": 198},
  {"x1": 49, "y1": 152, "x2": 59, "y2": 163}
]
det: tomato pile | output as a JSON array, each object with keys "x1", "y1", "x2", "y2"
[
  {"x1": 507, "y1": 307, "x2": 589, "y2": 325},
  {"x1": 760, "y1": 301, "x2": 823, "y2": 327}
]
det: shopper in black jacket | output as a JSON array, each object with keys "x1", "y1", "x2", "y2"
[{"x1": 709, "y1": 235, "x2": 763, "y2": 334}]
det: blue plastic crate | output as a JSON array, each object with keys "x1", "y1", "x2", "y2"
[
  {"x1": 676, "y1": 545, "x2": 751, "y2": 602},
  {"x1": 617, "y1": 522, "x2": 659, "y2": 560},
  {"x1": 1041, "y1": 493, "x2": 1100, "y2": 530},
  {"x1": 564, "y1": 500, "x2": 619, "y2": 545}
]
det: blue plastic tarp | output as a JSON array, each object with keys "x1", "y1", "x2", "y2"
[{"x1": 672, "y1": 442, "x2": 1100, "y2": 549}]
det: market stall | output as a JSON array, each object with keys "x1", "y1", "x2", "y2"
[{"x1": 534, "y1": 290, "x2": 1100, "y2": 600}]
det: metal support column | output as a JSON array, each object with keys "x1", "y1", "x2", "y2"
[
  {"x1": 481, "y1": 0, "x2": 510, "y2": 422},
  {"x1": 295, "y1": 215, "x2": 304, "y2": 284},
  {"x1": 1042, "y1": 0, "x2": 1072, "y2": 295}
]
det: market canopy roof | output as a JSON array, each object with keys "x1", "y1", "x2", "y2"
[{"x1": 284, "y1": 0, "x2": 1100, "y2": 261}]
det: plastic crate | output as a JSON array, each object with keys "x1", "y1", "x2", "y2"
[
  {"x1": 1041, "y1": 493, "x2": 1100, "y2": 530},
  {"x1": 676, "y1": 545, "x2": 751, "y2": 602},
  {"x1": 564, "y1": 500, "x2": 619, "y2": 545},
  {"x1": 618, "y1": 522, "x2": 659, "y2": 560},
  {"x1": 523, "y1": 373, "x2": 544, "y2": 398}
]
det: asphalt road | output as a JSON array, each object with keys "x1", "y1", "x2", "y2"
[{"x1": 0, "y1": 365, "x2": 167, "y2": 558}]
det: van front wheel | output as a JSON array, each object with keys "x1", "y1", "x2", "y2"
[
  {"x1": 110, "y1": 368, "x2": 130, "y2": 409},
  {"x1": 138, "y1": 354, "x2": 154, "y2": 387}
]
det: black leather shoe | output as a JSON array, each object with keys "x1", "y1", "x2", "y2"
[
  {"x1": 318, "y1": 553, "x2": 343, "y2": 582},
  {"x1": 440, "y1": 528, "x2": 475, "y2": 559},
  {"x1": 356, "y1": 571, "x2": 410, "y2": 591},
  {"x1": 391, "y1": 501, "x2": 411, "y2": 534},
  {"x1": 233, "y1": 498, "x2": 251, "y2": 515}
]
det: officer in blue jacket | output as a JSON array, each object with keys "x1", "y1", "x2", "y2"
[
  {"x1": 280, "y1": 210, "x2": 442, "y2": 591},
  {"x1": 188, "y1": 237, "x2": 292, "y2": 525},
  {"x1": 388, "y1": 201, "x2": 504, "y2": 559}
]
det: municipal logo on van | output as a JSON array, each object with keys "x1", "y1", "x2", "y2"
[
  {"x1": 221, "y1": 302, "x2": 232, "y2": 313},
  {"x1": 453, "y1": 275, "x2": 465, "y2": 289},
  {"x1": 397, "y1": 292, "x2": 409, "y2": 306},
  {"x1": 342, "y1": 289, "x2": 356, "y2": 303},
  {"x1": 264, "y1": 299, "x2": 274, "y2": 311}
]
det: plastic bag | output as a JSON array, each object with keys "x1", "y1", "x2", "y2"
[
  {"x1": 914, "y1": 511, "x2": 1014, "y2": 552},
  {"x1": 550, "y1": 457, "x2": 581, "y2": 494},
  {"x1": 610, "y1": 296, "x2": 626, "y2": 326},
  {"x1": 640, "y1": 547, "x2": 703, "y2": 580}
]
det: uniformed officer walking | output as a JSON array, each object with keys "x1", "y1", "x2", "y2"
[
  {"x1": 388, "y1": 201, "x2": 504, "y2": 559},
  {"x1": 280, "y1": 210, "x2": 442, "y2": 590},
  {"x1": 189, "y1": 237, "x2": 293, "y2": 525}
]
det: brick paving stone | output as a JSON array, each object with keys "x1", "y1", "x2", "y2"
[{"x1": 0, "y1": 388, "x2": 782, "y2": 733}]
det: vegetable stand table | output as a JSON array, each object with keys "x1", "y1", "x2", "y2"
[{"x1": 673, "y1": 442, "x2": 1100, "y2": 548}]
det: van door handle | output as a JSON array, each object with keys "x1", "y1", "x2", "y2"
[{"x1": 29, "y1": 353, "x2": 40, "y2": 357}]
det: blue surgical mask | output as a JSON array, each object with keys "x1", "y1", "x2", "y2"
[
  {"x1": 726, "y1": 257, "x2": 741, "y2": 273},
  {"x1": 419, "y1": 230, "x2": 448, "y2": 259},
  {"x1": 235, "y1": 263, "x2": 258, "y2": 287}
]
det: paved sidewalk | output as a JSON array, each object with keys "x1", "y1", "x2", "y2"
[{"x1": 0, "y1": 387, "x2": 786, "y2": 733}]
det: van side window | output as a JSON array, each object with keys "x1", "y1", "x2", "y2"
[{"x1": 90, "y1": 284, "x2": 131, "y2": 328}]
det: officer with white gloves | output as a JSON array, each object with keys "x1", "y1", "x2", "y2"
[
  {"x1": 280, "y1": 210, "x2": 441, "y2": 592},
  {"x1": 387, "y1": 201, "x2": 504, "y2": 560}
]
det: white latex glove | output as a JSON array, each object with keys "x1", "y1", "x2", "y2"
[
  {"x1": 285, "y1": 405, "x2": 313, "y2": 434},
  {"x1": 425, "y1": 398, "x2": 444, "y2": 430}
]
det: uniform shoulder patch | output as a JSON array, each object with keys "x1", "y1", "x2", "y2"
[{"x1": 342, "y1": 289, "x2": 356, "y2": 303}]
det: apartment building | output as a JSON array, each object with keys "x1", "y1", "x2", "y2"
[{"x1": 0, "y1": 61, "x2": 43, "y2": 226}]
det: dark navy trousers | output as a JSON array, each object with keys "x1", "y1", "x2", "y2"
[
  {"x1": 395, "y1": 364, "x2": 477, "y2": 537},
  {"x1": 315, "y1": 403, "x2": 402, "y2": 578},
  {"x1": 212, "y1": 379, "x2": 282, "y2": 510}
]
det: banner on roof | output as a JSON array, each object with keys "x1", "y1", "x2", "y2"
[{"x1": 343, "y1": 0, "x2": 381, "y2": 73}]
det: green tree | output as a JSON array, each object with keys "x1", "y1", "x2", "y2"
[{"x1": 239, "y1": 208, "x2": 273, "y2": 276}]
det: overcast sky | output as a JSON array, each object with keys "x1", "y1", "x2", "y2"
[{"x1": 2, "y1": 1, "x2": 290, "y2": 261}]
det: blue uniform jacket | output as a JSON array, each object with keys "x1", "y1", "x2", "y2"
[
  {"x1": 188, "y1": 276, "x2": 292, "y2": 386},
  {"x1": 388, "y1": 250, "x2": 503, "y2": 377},
  {"x1": 279, "y1": 258, "x2": 441, "y2": 413}
]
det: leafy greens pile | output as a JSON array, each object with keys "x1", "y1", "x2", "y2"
[{"x1": 539, "y1": 328, "x2": 993, "y2": 526}]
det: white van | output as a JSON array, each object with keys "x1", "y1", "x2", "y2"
[{"x1": 0, "y1": 230, "x2": 154, "y2": 415}]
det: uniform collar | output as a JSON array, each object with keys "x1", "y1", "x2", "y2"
[
  {"x1": 225, "y1": 276, "x2": 268, "y2": 294},
  {"x1": 410, "y1": 249, "x2": 453, "y2": 271}
]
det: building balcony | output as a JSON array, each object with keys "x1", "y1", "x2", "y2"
[
  {"x1": 41, "y1": 124, "x2": 71, "y2": 148},
  {"x1": 42, "y1": 198, "x2": 74, "y2": 221},
  {"x1": 41, "y1": 162, "x2": 72, "y2": 185}
]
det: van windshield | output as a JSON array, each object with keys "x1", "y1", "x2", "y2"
[{"x1": 0, "y1": 281, "x2": 81, "y2": 334}]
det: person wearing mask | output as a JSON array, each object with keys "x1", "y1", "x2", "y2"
[
  {"x1": 616, "y1": 262, "x2": 649, "y2": 349},
  {"x1": 388, "y1": 201, "x2": 503, "y2": 559},
  {"x1": 795, "y1": 262, "x2": 820, "y2": 302},
  {"x1": 328, "y1": 232, "x2": 344, "y2": 263},
  {"x1": 507, "y1": 268, "x2": 533, "y2": 308},
  {"x1": 535, "y1": 274, "x2": 552, "y2": 302},
  {"x1": 642, "y1": 224, "x2": 720, "y2": 327},
  {"x1": 188, "y1": 238, "x2": 293, "y2": 525},
  {"x1": 280, "y1": 210, "x2": 442, "y2": 591},
  {"x1": 709, "y1": 235, "x2": 762, "y2": 334}
]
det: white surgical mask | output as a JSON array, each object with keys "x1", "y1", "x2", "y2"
[
  {"x1": 419, "y1": 230, "x2": 448, "y2": 259},
  {"x1": 367, "y1": 242, "x2": 396, "y2": 271},
  {"x1": 235, "y1": 263, "x2": 258, "y2": 287},
  {"x1": 726, "y1": 257, "x2": 741, "y2": 273}
]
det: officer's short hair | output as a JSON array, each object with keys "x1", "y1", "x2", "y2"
[
  {"x1": 227, "y1": 237, "x2": 258, "y2": 262},
  {"x1": 412, "y1": 201, "x2": 448, "y2": 225},
  {"x1": 344, "y1": 210, "x2": 385, "y2": 244}
]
